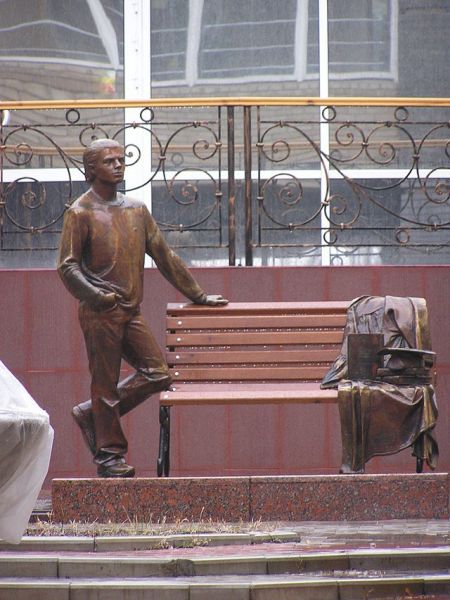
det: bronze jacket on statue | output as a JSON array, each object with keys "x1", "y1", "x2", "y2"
[{"x1": 57, "y1": 191, "x2": 205, "y2": 309}]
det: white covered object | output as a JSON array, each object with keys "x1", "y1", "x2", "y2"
[{"x1": 0, "y1": 361, "x2": 54, "y2": 544}]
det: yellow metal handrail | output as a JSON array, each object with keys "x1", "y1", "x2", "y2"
[{"x1": 1, "y1": 96, "x2": 450, "y2": 111}]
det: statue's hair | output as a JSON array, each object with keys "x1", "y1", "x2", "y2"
[{"x1": 83, "y1": 138, "x2": 122, "y2": 182}]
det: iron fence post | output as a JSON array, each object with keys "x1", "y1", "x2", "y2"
[
  {"x1": 244, "y1": 105, "x2": 253, "y2": 265},
  {"x1": 227, "y1": 106, "x2": 236, "y2": 266}
]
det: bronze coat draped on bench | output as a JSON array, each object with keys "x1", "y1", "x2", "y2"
[{"x1": 321, "y1": 296, "x2": 438, "y2": 473}]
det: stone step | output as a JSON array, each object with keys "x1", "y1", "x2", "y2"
[
  {"x1": 6, "y1": 519, "x2": 450, "y2": 553},
  {"x1": 0, "y1": 572, "x2": 449, "y2": 600},
  {"x1": 0, "y1": 530, "x2": 300, "y2": 553},
  {"x1": 6, "y1": 519, "x2": 450, "y2": 552},
  {"x1": 1, "y1": 547, "x2": 449, "y2": 578}
]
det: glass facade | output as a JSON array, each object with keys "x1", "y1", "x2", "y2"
[
  {"x1": 2, "y1": 1, "x2": 449, "y2": 109},
  {"x1": 1, "y1": 0, "x2": 449, "y2": 267}
]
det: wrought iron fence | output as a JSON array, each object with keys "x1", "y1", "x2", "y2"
[{"x1": 1, "y1": 97, "x2": 449, "y2": 267}]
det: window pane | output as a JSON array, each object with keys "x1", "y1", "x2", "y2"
[
  {"x1": 306, "y1": 0, "x2": 319, "y2": 75},
  {"x1": 397, "y1": 0, "x2": 450, "y2": 97},
  {"x1": 0, "y1": 0, "x2": 124, "y2": 100},
  {"x1": 151, "y1": 0, "x2": 188, "y2": 82},
  {"x1": 199, "y1": 0, "x2": 297, "y2": 79},
  {"x1": 328, "y1": 0, "x2": 391, "y2": 76},
  {"x1": 329, "y1": 0, "x2": 450, "y2": 98},
  {"x1": 0, "y1": 180, "x2": 86, "y2": 268},
  {"x1": 327, "y1": 178, "x2": 450, "y2": 266},
  {"x1": 151, "y1": 0, "x2": 320, "y2": 97}
]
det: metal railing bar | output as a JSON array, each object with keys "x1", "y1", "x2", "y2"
[
  {"x1": 2, "y1": 96, "x2": 450, "y2": 111},
  {"x1": 3, "y1": 168, "x2": 449, "y2": 184}
]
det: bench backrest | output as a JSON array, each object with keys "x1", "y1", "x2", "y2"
[{"x1": 165, "y1": 301, "x2": 349, "y2": 385}]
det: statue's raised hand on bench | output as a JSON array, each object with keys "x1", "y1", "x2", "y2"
[{"x1": 197, "y1": 294, "x2": 229, "y2": 306}]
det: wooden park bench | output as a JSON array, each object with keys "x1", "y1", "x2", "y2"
[{"x1": 156, "y1": 301, "x2": 349, "y2": 476}]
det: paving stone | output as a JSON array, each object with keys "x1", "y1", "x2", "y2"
[
  {"x1": 95, "y1": 532, "x2": 255, "y2": 552},
  {"x1": 69, "y1": 580, "x2": 189, "y2": 600},
  {"x1": 249, "y1": 579, "x2": 338, "y2": 600},
  {"x1": 0, "y1": 555, "x2": 58, "y2": 577},
  {"x1": 0, "y1": 536, "x2": 95, "y2": 552},
  {"x1": 0, "y1": 580, "x2": 69, "y2": 600},
  {"x1": 189, "y1": 583, "x2": 250, "y2": 600},
  {"x1": 337, "y1": 579, "x2": 423, "y2": 600}
]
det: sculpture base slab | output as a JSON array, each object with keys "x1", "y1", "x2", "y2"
[{"x1": 52, "y1": 473, "x2": 450, "y2": 524}]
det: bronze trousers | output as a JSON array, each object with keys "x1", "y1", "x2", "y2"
[{"x1": 78, "y1": 302, "x2": 172, "y2": 465}]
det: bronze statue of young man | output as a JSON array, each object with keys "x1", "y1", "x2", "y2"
[{"x1": 58, "y1": 139, "x2": 228, "y2": 477}]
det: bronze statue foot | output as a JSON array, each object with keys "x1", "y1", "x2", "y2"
[
  {"x1": 72, "y1": 404, "x2": 96, "y2": 455},
  {"x1": 97, "y1": 458, "x2": 135, "y2": 478}
]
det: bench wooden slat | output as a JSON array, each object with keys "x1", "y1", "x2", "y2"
[
  {"x1": 166, "y1": 314, "x2": 347, "y2": 330},
  {"x1": 166, "y1": 349, "x2": 340, "y2": 364},
  {"x1": 170, "y1": 366, "x2": 329, "y2": 381},
  {"x1": 160, "y1": 387, "x2": 338, "y2": 406},
  {"x1": 167, "y1": 301, "x2": 350, "y2": 315},
  {"x1": 167, "y1": 330, "x2": 344, "y2": 347}
]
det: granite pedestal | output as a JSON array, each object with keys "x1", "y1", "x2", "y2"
[{"x1": 52, "y1": 473, "x2": 450, "y2": 523}]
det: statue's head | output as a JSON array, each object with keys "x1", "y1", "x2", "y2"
[{"x1": 83, "y1": 138, "x2": 123, "y2": 182}]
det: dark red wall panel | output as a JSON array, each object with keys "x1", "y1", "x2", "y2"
[{"x1": 0, "y1": 265, "x2": 448, "y2": 485}]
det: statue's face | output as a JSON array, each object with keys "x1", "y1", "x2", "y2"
[{"x1": 93, "y1": 145, "x2": 125, "y2": 184}]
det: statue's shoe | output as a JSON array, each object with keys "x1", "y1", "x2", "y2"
[{"x1": 97, "y1": 458, "x2": 135, "y2": 478}]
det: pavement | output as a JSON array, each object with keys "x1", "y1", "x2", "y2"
[
  {"x1": 0, "y1": 516, "x2": 449, "y2": 599},
  {"x1": 1, "y1": 491, "x2": 448, "y2": 599}
]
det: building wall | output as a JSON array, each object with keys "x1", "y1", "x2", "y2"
[{"x1": 1, "y1": 265, "x2": 448, "y2": 485}]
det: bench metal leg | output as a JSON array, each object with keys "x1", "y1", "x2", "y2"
[{"x1": 157, "y1": 405, "x2": 170, "y2": 477}]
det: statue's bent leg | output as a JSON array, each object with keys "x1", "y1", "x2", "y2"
[
  {"x1": 72, "y1": 401, "x2": 96, "y2": 455},
  {"x1": 118, "y1": 310, "x2": 172, "y2": 415}
]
